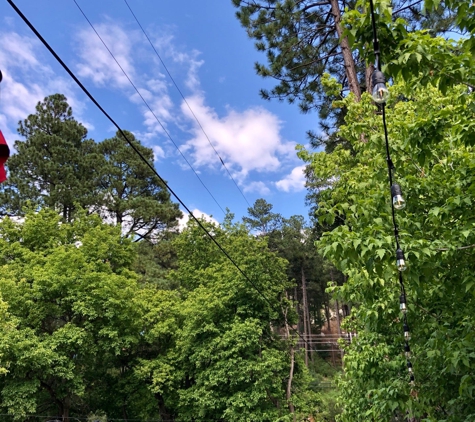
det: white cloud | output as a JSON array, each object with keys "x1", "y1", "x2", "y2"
[
  {"x1": 150, "y1": 32, "x2": 203, "y2": 92},
  {"x1": 75, "y1": 23, "x2": 137, "y2": 88},
  {"x1": 0, "y1": 32, "x2": 45, "y2": 71},
  {"x1": 180, "y1": 95, "x2": 296, "y2": 183},
  {"x1": 275, "y1": 165, "x2": 306, "y2": 192},
  {"x1": 178, "y1": 208, "x2": 218, "y2": 231},
  {"x1": 74, "y1": 23, "x2": 190, "y2": 143},
  {"x1": 0, "y1": 32, "x2": 87, "y2": 146},
  {"x1": 152, "y1": 145, "x2": 165, "y2": 161},
  {"x1": 243, "y1": 181, "x2": 270, "y2": 195},
  {"x1": 0, "y1": 34, "x2": 46, "y2": 129}
]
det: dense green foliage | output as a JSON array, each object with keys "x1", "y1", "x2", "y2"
[
  {"x1": 0, "y1": 210, "x2": 141, "y2": 418},
  {"x1": 296, "y1": 2, "x2": 475, "y2": 416},
  {"x1": 300, "y1": 79, "x2": 475, "y2": 420},
  {"x1": 165, "y1": 219, "x2": 308, "y2": 421},
  {"x1": 0, "y1": 209, "x2": 326, "y2": 420}
]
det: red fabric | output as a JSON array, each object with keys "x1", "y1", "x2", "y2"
[{"x1": 0, "y1": 130, "x2": 10, "y2": 183}]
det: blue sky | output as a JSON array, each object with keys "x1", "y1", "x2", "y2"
[{"x1": 0, "y1": 0, "x2": 320, "y2": 224}]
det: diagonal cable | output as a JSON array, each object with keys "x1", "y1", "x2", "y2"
[
  {"x1": 73, "y1": 0, "x2": 226, "y2": 216},
  {"x1": 123, "y1": 0, "x2": 252, "y2": 208},
  {"x1": 6, "y1": 0, "x2": 316, "y2": 351}
]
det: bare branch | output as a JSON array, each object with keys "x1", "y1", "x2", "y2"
[{"x1": 437, "y1": 244, "x2": 475, "y2": 251}]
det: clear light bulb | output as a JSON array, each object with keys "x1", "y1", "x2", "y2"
[
  {"x1": 404, "y1": 323, "x2": 411, "y2": 341},
  {"x1": 391, "y1": 184, "x2": 406, "y2": 210},
  {"x1": 372, "y1": 83, "x2": 390, "y2": 104},
  {"x1": 371, "y1": 70, "x2": 390, "y2": 104},
  {"x1": 396, "y1": 248, "x2": 407, "y2": 272},
  {"x1": 400, "y1": 293, "x2": 407, "y2": 313}
]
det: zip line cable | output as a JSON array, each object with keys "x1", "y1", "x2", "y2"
[
  {"x1": 5, "y1": 0, "x2": 313, "y2": 350},
  {"x1": 72, "y1": 0, "x2": 226, "y2": 216},
  {"x1": 122, "y1": 0, "x2": 252, "y2": 209}
]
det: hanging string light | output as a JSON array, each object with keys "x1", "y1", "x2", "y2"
[
  {"x1": 391, "y1": 184, "x2": 406, "y2": 210},
  {"x1": 368, "y1": 0, "x2": 414, "y2": 387}
]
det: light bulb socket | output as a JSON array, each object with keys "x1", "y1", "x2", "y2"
[
  {"x1": 391, "y1": 184, "x2": 406, "y2": 210},
  {"x1": 391, "y1": 184, "x2": 403, "y2": 198},
  {"x1": 410, "y1": 374, "x2": 415, "y2": 385},
  {"x1": 396, "y1": 249, "x2": 405, "y2": 261},
  {"x1": 372, "y1": 70, "x2": 386, "y2": 86},
  {"x1": 400, "y1": 293, "x2": 407, "y2": 312},
  {"x1": 396, "y1": 248, "x2": 407, "y2": 271}
]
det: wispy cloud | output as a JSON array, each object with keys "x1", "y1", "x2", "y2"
[
  {"x1": 75, "y1": 23, "x2": 137, "y2": 88},
  {"x1": 0, "y1": 31, "x2": 87, "y2": 143},
  {"x1": 149, "y1": 31, "x2": 204, "y2": 92},
  {"x1": 73, "y1": 22, "x2": 203, "y2": 146}
]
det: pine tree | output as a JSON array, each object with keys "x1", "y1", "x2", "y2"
[
  {"x1": 0, "y1": 94, "x2": 101, "y2": 220},
  {"x1": 232, "y1": 0, "x2": 456, "y2": 150},
  {"x1": 242, "y1": 198, "x2": 281, "y2": 235},
  {"x1": 96, "y1": 130, "x2": 182, "y2": 240}
]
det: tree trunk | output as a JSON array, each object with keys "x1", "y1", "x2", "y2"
[
  {"x1": 122, "y1": 400, "x2": 129, "y2": 421},
  {"x1": 335, "y1": 298, "x2": 344, "y2": 364},
  {"x1": 287, "y1": 344, "x2": 296, "y2": 422},
  {"x1": 156, "y1": 393, "x2": 174, "y2": 421},
  {"x1": 283, "y1": 298, "x2": 296, "y2": 422},
  {"x1": 301, "y1": 266, "x2": 310, "y2": 367},
  {"x1": 63, "y1": 396, "x2": 70, "y2": 422},
  {"x1": 294, "y1": 285, "x2": 299, "y2": 326},
  {"x1": 325, "y1": 302, "x2": 331, "y2": 331},
  {"x1": 366, "y1": 62, "x2": 375, "y2": 93},
  {"x1": 330, "y1": 0, "x2": 362, "y2": 100}
]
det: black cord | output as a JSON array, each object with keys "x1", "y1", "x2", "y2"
[
  {"x1": 369, "y1": 0, "x2": 414, "y2": 385},
  {"x1": 6, "y1": 0, "x2": 314, "y2": 351},
  {"x1": 369, "y1": 0, "x2": 381, "y2": 71},
  {"x1": 6, "y1": 0, "x2": 275, "y2": 314},
  {"x1": 382, "y1": 104, "x2": 401, "y2": 249},
  {"x1": 72, "y1": 0, "x2": 226, "y2": 216}
]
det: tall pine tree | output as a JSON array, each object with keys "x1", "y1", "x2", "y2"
[
  {"x1": 96, "y1": 130, "x2": 182, "y2": 241},
  {"x1": 0, "y1": 94, "x2": 100, "y2": 220}
]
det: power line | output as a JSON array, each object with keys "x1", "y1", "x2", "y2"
[
  {"x1": 122, "y1": 0, "x2": 252, "y2": 209},
  {"x1": 5, "y1": 0, "x2": 291, "y2": 333},
  {"x1": 6, "y1": 0, "x2": 313, "y2": 353},
  {"x1": 72, "y1": 0, "x2": 227, "y2": 216}
]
